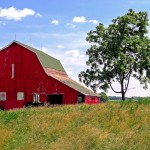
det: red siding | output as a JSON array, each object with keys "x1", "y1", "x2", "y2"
[
  {"x1": 0, "y1": 43, "x2": 78, "y2": 110},
  {"x1": 85, "y1": 96, "x2": 100, "y2": 104}
]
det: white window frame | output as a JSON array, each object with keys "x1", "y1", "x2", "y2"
[
  {"x1": 0, "y1": 92, "x2": 6, "y2": 101},
  {"x1": 33, "y1": 94, "x2": 40, "y2": 103},
  {"x1": 17, "y1": 92, "x2": 24, "y2": 100}
]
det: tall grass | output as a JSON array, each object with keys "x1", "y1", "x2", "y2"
[{"x1": 0, "y1": 100, "x2": 150, "y2": 150}]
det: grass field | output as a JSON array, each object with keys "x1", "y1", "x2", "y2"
[{"x1": 0, "y1": 100, "x2": 150, "y2": 150}]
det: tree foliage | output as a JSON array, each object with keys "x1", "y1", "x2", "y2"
[
  {"x1": 100, "y1": 92, "x2": 109, "y2": 102},
  {"x1": 79, "y1": 9, "x2": 150, "y2": 100}
]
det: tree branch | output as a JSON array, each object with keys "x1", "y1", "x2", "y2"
[
  {"x1": 124, "y1": 73, "x2": 131, "y2": 94},
  {"x1": 109, "y1": 83, "x2": 121, "y2": 93},
  {"x1": 125, "y1": 64, "x2": 134, "y2": 79},
  {"x1": 123, "y1": 63, "x2": 134, "y2": 94}
]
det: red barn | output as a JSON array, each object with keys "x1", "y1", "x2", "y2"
[{"x1": 0, "y1": 41, "x2": 100, "y2": 110}]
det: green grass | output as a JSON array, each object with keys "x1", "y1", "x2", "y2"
[{"x1": 1, "y1": 100, "x2": 150, "y2": 150}]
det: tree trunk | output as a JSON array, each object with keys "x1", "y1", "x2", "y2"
[
  {"x1": 121, "y1": 91, "x2": 125, "y2": 101},
  {"x1": 121, "y1": 81, "x2": 125, "y2": 101}
]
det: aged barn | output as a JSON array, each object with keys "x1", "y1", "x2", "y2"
[{"x1": 0, "y1": 41, "x2": 100, "y2": 110}]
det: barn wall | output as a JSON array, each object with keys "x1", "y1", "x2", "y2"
[
  {"x1": 85, "y1": 96, "x2": 100, "y2": 104},
  {"x1": 0, "y1": 43, "x2": 78, "y2": 109}
]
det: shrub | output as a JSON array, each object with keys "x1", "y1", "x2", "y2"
[{"x1": 100, "y1": 92, "x2": 109, "y2": 102}]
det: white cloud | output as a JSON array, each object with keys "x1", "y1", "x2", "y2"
[
  {"x1": 57, "y1": 45, "x2": 63, "y2": 48},
  {"x1": 72, "y1": 16, "x2": 87, "y2": 23},
  {"x1": 44, "y1": 47, "x2": 86, "y2": 67},
  {"x1": 88, "y1": 20, "x2": 99, "y2": 25},
  {"x1": 51, "y1": 20, "x2": 59, "y2": 25},
  {"x1": 0, "y1": 7, "x2": 39, "y2": 21},
  {"x1": 66, "y1": 23, "x2": 76, "y2": 28},
  {"x1": 36, "y1": 13, "x2": 42, "y2": 17},
  {"x1": 65, "y1": 67, "x2": 73, "y2": 75},
  {"x1": 41, "y1": 47, "x2": 48, "y2": 53},
  {"x1": 62, "y1": 54, "x2": 87, "y2": 67},
  {"x1": 0, "y1": 21, "x2": 6, "y2": 25},
  {"x1": 65, "y1": 49, "x2": 81, "y2": 58},
  {"x1": 72, "y1": 16, "x2": 99, "y2": 25}
]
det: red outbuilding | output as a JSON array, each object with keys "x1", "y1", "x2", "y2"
[{"x1": 0, "y1": 41, "x2": 100, "y2": 110}]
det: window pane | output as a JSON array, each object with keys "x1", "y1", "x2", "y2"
[
  {"x1": 0, "y1": 92, "x2": 6, "y2": 101},
  {"x1": 33, "y1": 94, "x2": 40, "y2": 103},
  {"x1": 12, "y1": 64, "x2": 14, "y2": 79},
  {"x1": 17, "y1": 92, "x2": 24, "y2": 100}
]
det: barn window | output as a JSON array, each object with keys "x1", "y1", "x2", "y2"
[
  {"x1": 11, "y1": 64, "x2": 14, "y2": 78},
  {"x1": 17, "y1": 92, "x2": 24, "y2": 100},
  {"x1": 77, "y1": 94, "x2": 85, "y2": 103},
  {"x1": 33, "y1": 94, "x2": 40, "y2": 103},
  {"x1": 78, "y1": 96, "x2": 82, "y2": 103},
  {"x1": 0, "y1": 92, "x2": 6, "y2": 101}
]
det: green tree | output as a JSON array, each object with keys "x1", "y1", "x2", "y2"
[
  {"x1": 100, "y1": 92, "x2": 109, "y2": 102},
  {"x1": 79, "y1": 9, "x2": 150, "y2": 101}
]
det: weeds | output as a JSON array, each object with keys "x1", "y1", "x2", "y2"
[{"x1": 0, "y1": 101, "x2": 150, "y2": 149}]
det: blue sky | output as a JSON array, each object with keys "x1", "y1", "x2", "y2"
[{"x1": 0, "y1": 0, "x2": 150, "y2": 97}]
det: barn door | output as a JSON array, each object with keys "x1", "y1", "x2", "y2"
[{"x1": 47, "y1": 94, "x2": 63, "y2": 105}]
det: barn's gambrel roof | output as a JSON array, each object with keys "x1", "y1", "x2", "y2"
[
  {"x1": 1, "y1": 41, "x2": 65, "y2": 72},
  {"x1": 15, "y1": 41, "x2": 66, "y2": 72},
  {"x1": 1, "y1": 41, "x2": 98, "y2": 97}
]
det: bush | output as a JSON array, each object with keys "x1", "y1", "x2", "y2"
[{"x1": 100, "y1": 92, "x2": 109, "y2": 102}]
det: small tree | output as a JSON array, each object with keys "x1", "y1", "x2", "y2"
[
  {"x1": 79, "y1": 9, "x2": 150, "y2": 100},
  {"x1": 100, "y1": 92, "x2": 109, "y2": 102}
]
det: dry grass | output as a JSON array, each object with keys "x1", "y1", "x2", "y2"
[{"x1": 0, "y1": 101, "x2": 150, "y2": 150}]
